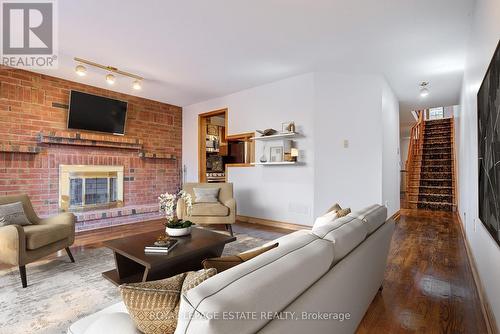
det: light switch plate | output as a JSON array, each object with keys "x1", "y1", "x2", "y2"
[{"x1": 343, "y1": 139, "x2": 349, "y2": 148}]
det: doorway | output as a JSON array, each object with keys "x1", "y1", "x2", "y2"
[{"x1": 198, "y1": 109, "x2": 228, "y2": 183}]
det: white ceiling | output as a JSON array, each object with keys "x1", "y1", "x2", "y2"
[{"x1": 36, "y1": 0, "x2": 474, "y2": 116}]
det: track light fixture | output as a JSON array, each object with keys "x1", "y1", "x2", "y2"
[
  {"x1": 74, "y1": 57, "x2": 145, "y2": 90},
  {"x1": 132, "y1": 80, "x2": 142, "y2": 90},
  {"x1": 75, "y1": 64, "x2": 87, "y2": 76},
  {"x1": 106, "y1": 73, "x2": 116, "y2": 85},
  {"x1": 419, "y1": 82, "x2": 429, "y2": 98}
]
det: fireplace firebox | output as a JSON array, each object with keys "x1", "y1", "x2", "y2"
[{"x1": 59, "y1": 165, "x2": 124, "y2": 211}]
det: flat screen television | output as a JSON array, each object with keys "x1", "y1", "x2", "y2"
[
  {"x1": 477, "y1": 40, "x2": 500, "y2": 246},
  {"x1": 68, "y1": 90, "x2": 128, "y2": 135}
]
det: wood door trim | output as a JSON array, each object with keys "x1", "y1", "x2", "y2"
[{"x1": 198, "y1": 108, "x2": 228, "y2": 182}]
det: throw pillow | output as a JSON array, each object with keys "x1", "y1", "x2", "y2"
[
  {"x1": 326, "y1": 203, "x2": 342, "y2": 213},
  {"x1": 202, "y1": 242, "x2": 279, "y2": 273},
  {"x1": 336, "y1": 208, "x2": 351, "y2": 218},
  {"x1": 0, "y1": 202, "x2": 32, "y2": 227},
  {"x1": 120, "y1": 269, "x2": 216, "y2": 334},
  {"x1": 193, "y1": 187, "x2": 220, "y2": 203},
  {"x1": 313, "y1": 210, "x2": 340, "y2": 229}
]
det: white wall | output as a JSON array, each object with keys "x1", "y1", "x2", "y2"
[
  {"x1": 183, "y1": 74, "x2": 316, "y2": 225},
  {"x1": 313, "y1": 74, "x2": 400, "y2": 218},
  {"x1": 458, "y1": 0, "x2": 500, "y2": 327},
  {"x1": 313, "y1": 73, "x2": 383, "y2": 217},
  {"x1": 183, "y1": 72, "x2": 400, "y2": 225},
  {"x1": 381, "y1": 81, "x2": 401, "y2": 216},
  {"x1": 400, "y1": 137, "x2": 410, "y2": 167}
]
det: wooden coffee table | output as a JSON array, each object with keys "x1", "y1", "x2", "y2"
[{"x1": 102, "y1": 227, "x2": 236, "y2": 285}]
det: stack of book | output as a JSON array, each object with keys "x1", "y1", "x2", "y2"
[{"x1": 144, "y1": 239, "x2": 178, "y2": 254}]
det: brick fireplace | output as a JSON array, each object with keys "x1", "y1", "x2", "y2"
[{"x1": 0, "y1": 68, "x2": 182, "y2": 231}]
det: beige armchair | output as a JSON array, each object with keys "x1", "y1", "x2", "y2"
[
  {"x1": 0, "y1": 194, "x2": 76, "y2": 288},
  {"x1": 176, "y1": 183, "x2": 236, "y2": 236}
]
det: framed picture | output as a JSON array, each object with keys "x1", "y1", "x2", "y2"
[
  {"x1": 477, "y1": 40, "x2": 500, "y2": 245},
  {"x1": 281, "y1": 121, "x2": 295, "y2": 133},
  {"x1": 270, "y1": 146, "x2": 283, "y2": 162}
]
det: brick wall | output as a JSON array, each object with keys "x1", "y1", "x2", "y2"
[{"x1": 0, "y1": 67, "x2": 182, "y2": 230}]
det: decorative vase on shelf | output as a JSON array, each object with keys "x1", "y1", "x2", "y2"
[{"x1": 259, "y1": 143, "x2": 268, "y2": 163}]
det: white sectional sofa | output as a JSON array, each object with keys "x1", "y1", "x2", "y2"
[{"x1": 69, "y1": 204, "x2": 394, "y2": 334}]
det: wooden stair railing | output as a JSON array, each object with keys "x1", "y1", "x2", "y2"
[{"x1": 405, "y1": 110, "x2": 425, "y2": 208}]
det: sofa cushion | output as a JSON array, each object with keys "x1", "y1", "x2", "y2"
[
  {"x1": 191, "y1": 203, "x2": 229, "y2": 216},
  {"x1": 83, "y1": 312, "x2": 138, "y2": 334},
  {"x1": 322, "y1": 218, "x2": 368, "y2": 264},
  {"x1": 348, "y1": 205, "x2": 387, "y2": 235},
  {"x1": 176, "y1": 233, "x2": 333, "y2": 334},
  {"x1": 23, "y1": 223, "x2": 72, "y2": 250},
  {"x1": 202, "y1": 243, "x2": 279, "y2": 273},
  {"x1": 311, "y1": 215, "x2": 358, "y2": 239},
  {"x1": 68, "y1": 302, "x2": 136, "y2": 334}
]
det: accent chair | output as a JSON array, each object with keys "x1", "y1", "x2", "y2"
[
  {"x1": 0, "y1": 194, "x2": 76, "y2": 288},
  {"x1": 176, "y1": 183, "x2": 236, "y2": 236}
]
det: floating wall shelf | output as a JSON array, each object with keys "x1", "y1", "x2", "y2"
[
  {"x1": 138, "y1": 151, "x2": 177, "y2": 160},
  {"x1": 251, "y1": 161, "x2": 297, "y2": 166},
  {"x1": 0, "y1": 144, "x2": 41, "y2": 154},
  {"x1": 251, "y1": 132, "x2": 299, "y2": 141}
]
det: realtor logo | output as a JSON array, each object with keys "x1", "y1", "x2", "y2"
[{"x1": 1, "y1": 0, "x2": 57, "y2": 68}]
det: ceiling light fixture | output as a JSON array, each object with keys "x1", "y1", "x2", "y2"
[
  {"x1": 106, "y1": 73, "x2": 116, "y2": 85},
  {"x1": 419, "y1": 82, "x2": 429, "y2": 98},
  {"x1": 75, "y1": 64, "x2": 87, "y2": 76},
  {"x1": 132, "y1": 80, "x2": 142, "y2": 90},
  {"x1": 74, "y1": 57, "x2": 145, "y2": 89}
]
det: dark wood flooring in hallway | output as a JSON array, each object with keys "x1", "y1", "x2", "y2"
[{"x1": 357, "y1": 209, "x2": 488, "y2": 333}]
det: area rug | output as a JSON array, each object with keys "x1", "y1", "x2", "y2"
[{"x1": 0, "y1": 232, "x2": 267, "y2": 334}]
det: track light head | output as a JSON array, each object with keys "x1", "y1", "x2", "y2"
[
  {"x1": 132, "y1": 80, "x2": 142, "y2": 90},
  {"x1": 75, "y1": 64, "x2": 87, "y2": 76},
  {"x1": 106, "y1": 73, "x2": 116, "y2": 85}
]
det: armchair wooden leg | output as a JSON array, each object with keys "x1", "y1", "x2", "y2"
[
  {"x1": 19, "y1": 265, "x2": 27, "y2": 288},
  {"x1": 226, "y1": 224, "x2": 234, "y2": 237},
  {"x1": 65, "y1": 247, "x2": 75, "y2": 263}
]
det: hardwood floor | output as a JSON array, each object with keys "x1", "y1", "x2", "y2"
[
  {"x1": 0, "y1": 212, "x2": 488, "y2": 333},
  {"x1": 357, "y1": 209, "x2": 488, "y2": 333}
]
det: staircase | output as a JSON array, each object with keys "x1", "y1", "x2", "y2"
[{"x1": 406, "y1": 115, "x2": 456, "y2": 211}]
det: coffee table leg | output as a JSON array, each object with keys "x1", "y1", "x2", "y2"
[
  {"x1": 114, "y1": 252, "x2": 147, "y2": 282},
  {"x1": 142, "y1": 268, "x2": 150, "y2": 282}
]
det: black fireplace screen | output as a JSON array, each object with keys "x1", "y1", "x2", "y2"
[{"x1": 69, "y1": 177, "x2": 118, "y2": 208}]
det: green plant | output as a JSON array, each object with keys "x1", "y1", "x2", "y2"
[{"x1": 165, "y1": 219, "x2": 194, "y2": 229}]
